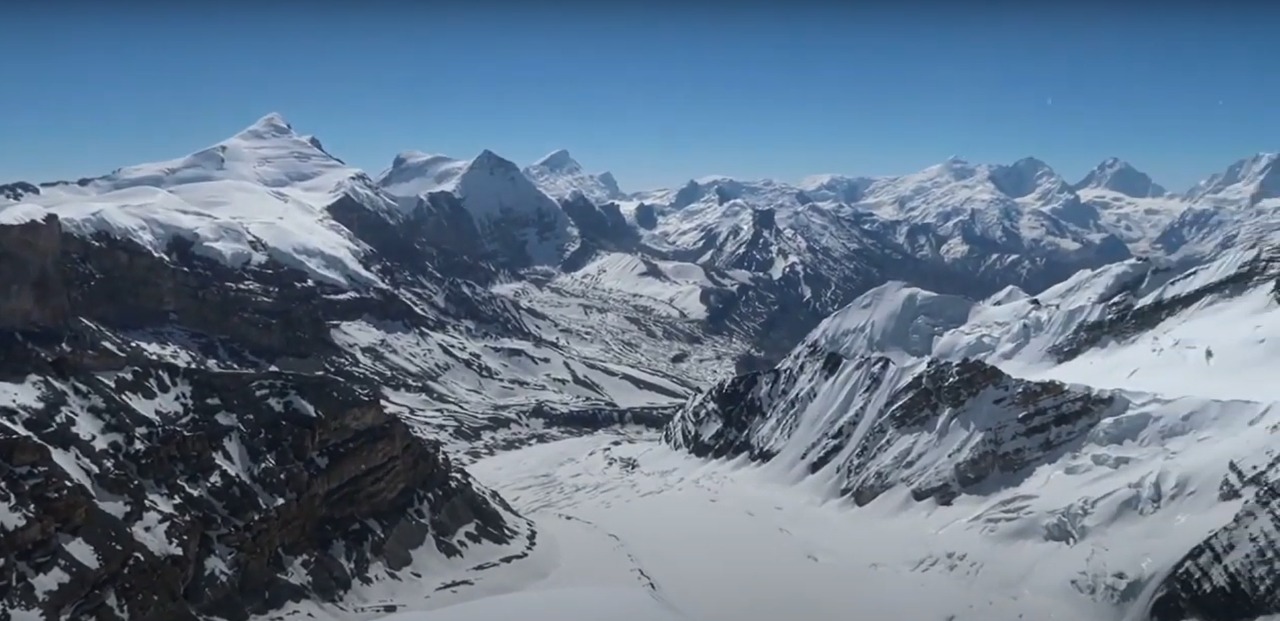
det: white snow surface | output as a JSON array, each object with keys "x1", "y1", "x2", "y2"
[
  {"x1": 800, "y1": 246, "x2": 1280, "y2": 403},
  {"x1": 554, "y1": 252, "x2": 717, "y2": 319},
  {"x1": 522, "y1": 149, "x2": 624, "y2": 205},
  {"x1": 382, "y1": 587, "x2": 686, "y2": 621},
  {"x1": 0, "y1": 113, "x2": 390, "y2": 287},
  {"x1": 266, "y1": 406, "x2": 1276, "y2": 621},
  {"x1": 1076, "y1": 189, "x2": 1186, "y2": 253},
  {"x1": 375, "y1": 150, "x2": 468, "y2": 199}
]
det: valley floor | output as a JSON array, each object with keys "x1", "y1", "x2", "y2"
[
  {"x1": 459, "y1": 433, "x2": 1059, "y2": 621},
  {"x1": 267, "y1": 425, "x2": 1246, "y2": 621}
]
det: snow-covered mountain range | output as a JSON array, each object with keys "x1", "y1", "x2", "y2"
[{"x1": 1, "y1": 112, "x2": 1277, "y2": 621}]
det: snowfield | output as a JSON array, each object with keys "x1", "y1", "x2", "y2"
[
  {"x1": 265, "y1": 400, "x2": 1275, "y2": 621},
  {"x1": 2, "y1": 114, "x2": 391, "y2": 288},
  {"x1": 338, "y1": 245, "x2": 1279, "y2": 621}
]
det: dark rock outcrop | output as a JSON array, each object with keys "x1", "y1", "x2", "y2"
[
  {"x1": 1147, "y1": 454, "x2": 1280, "y2": 621},
  {"x1": 666, "y1": 350, "x2": 1120, "y2": 507},
  {"x1": 0, "y1": 216, "x2": 69, "y2": 329},
  {"x1": 0, "y1": 216, "x2": 525, "y2": 620},
  {"x1": 0, "y1": 181, "x2": 40, "y2": 202}
]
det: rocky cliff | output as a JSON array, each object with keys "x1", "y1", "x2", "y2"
[
  {"x1": 0, "y1": 215, "x2": 526, "y2": 620},
  {"x1": 665, "y1": 348, "x2": 1122, "y2": 506}
]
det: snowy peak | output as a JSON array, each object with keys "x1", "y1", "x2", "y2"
[
  {"x1": 523, "y1": 149, "x2": 624, "y2": 204},
  {"x1": 798, "y1": 174, "x2": 873, "y2": 204},
  {"x1": 988, "y1": 156, "x2": 1071, "y2": 199},
  {"x1": 804, "y1": 281, "x2": 975, "y2": 360},
  {"x1": 235, "y1": 111, "x2": 296, "y2": 140},
  {"x1": 452, "y1": 149, "x2": 568, "y2": 222},
  {"x1": 377, "y1": 150, "x2": 469, "y2": 198},
  {"x1": 1073, "y1": 157, "x2": 1167, "y2": 198},
  {"x1": 379, "y1": 146, "x2": 570, "y2": 223},
  {"x1": 532, "y1": 148, "x2": 582, "y2": 173},
  {"x1": 1189, "y1": 152, "x2": 1280, "y2": 204},
  {"x1": 34, "y1": 111, "x2": 364, "y2": 204},
  {"x1": 463, "y1": 149, "x2": 532, "y2": 185}
]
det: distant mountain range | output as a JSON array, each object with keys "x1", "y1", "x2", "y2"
[{"x1": 1, "y1": 112, "x2": 1277, "y2": 621}]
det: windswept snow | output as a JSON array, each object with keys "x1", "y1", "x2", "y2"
[{"x1": 376, "y1": 151, "x2": 468, "y2": 198}]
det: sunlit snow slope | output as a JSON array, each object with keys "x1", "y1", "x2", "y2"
[{"x1": 664, "y1": 244, "x2": 1280, "y2": 621}]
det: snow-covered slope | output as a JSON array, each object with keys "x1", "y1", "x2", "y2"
[
  {"x1": 1074, "y1": 157, "x2": 1168, "y2": 198},
  {"x1": 1, "y1": 113, "x2": 395, "y2": 288},
  {"x1": 376, "y1": 150, "x2": 468, "y2": 198},
  {"x1": 1186, "y1": 152, "x2": 1280, "y2": 205},
  {"x1": 664, "y1": 243, "x2": 1280, "y2": 621},
  {"x1": 522, "y1": 149, "x2": 623, "y2": 205},
  {"x1": 1076, "y1": 189, "x2": 1185, "y2": 254},
  {"x1": 1156, "y1": 153, "x2": 1280, "y2": 264}
]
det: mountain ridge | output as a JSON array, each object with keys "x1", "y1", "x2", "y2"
[{"x1": 2, "y1": 111, "x2": 1279, "y2": 621}]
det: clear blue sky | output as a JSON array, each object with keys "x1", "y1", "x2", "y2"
[{"x1": 3, "y1": 3, "x2": 1277, "y2": 192}]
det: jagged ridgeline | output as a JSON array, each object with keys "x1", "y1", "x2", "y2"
[{"x1": 2, "y1": 111, "x2": 1279, "y2": 621}]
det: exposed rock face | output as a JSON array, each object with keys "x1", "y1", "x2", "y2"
[
  {"x1": 837, "y1": 359, "x2": 1118, "y2": 506},
  {"x1": 1148, "y1": 454, "x2": 1280, "y2": 621},
  {"x1": 0, "y1": 216, "x2": 524, "y2": 620},
  {"x1": 666, "y1": 348, "x2": 1120, "y2": 506},
  {"x1": 560, "y1": 195, "x2": 639, "y2": 253},
  {"x1": 0, "y1": 181, "x2": 40, "y2": 202},
  {"x1": 0, "y1": 216, "x2": 69, "y2": 329},
  {"x1": 1049, "y1": 247, "x2": 1280, "y2": 362}
]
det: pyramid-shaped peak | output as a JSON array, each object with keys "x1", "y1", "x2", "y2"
[
  {"x1": 1074, "y1": 157, "x2": 1166, "y2": 198},
  {"x1": 459, "y1": 149, "x2": 528, "y2": 184},
  {"x1": 532, "y1": 149, "x2": 581, "y2": 172},
  {"x1": 470, "y1": 149, "x2": 520, "y2": 170}
]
